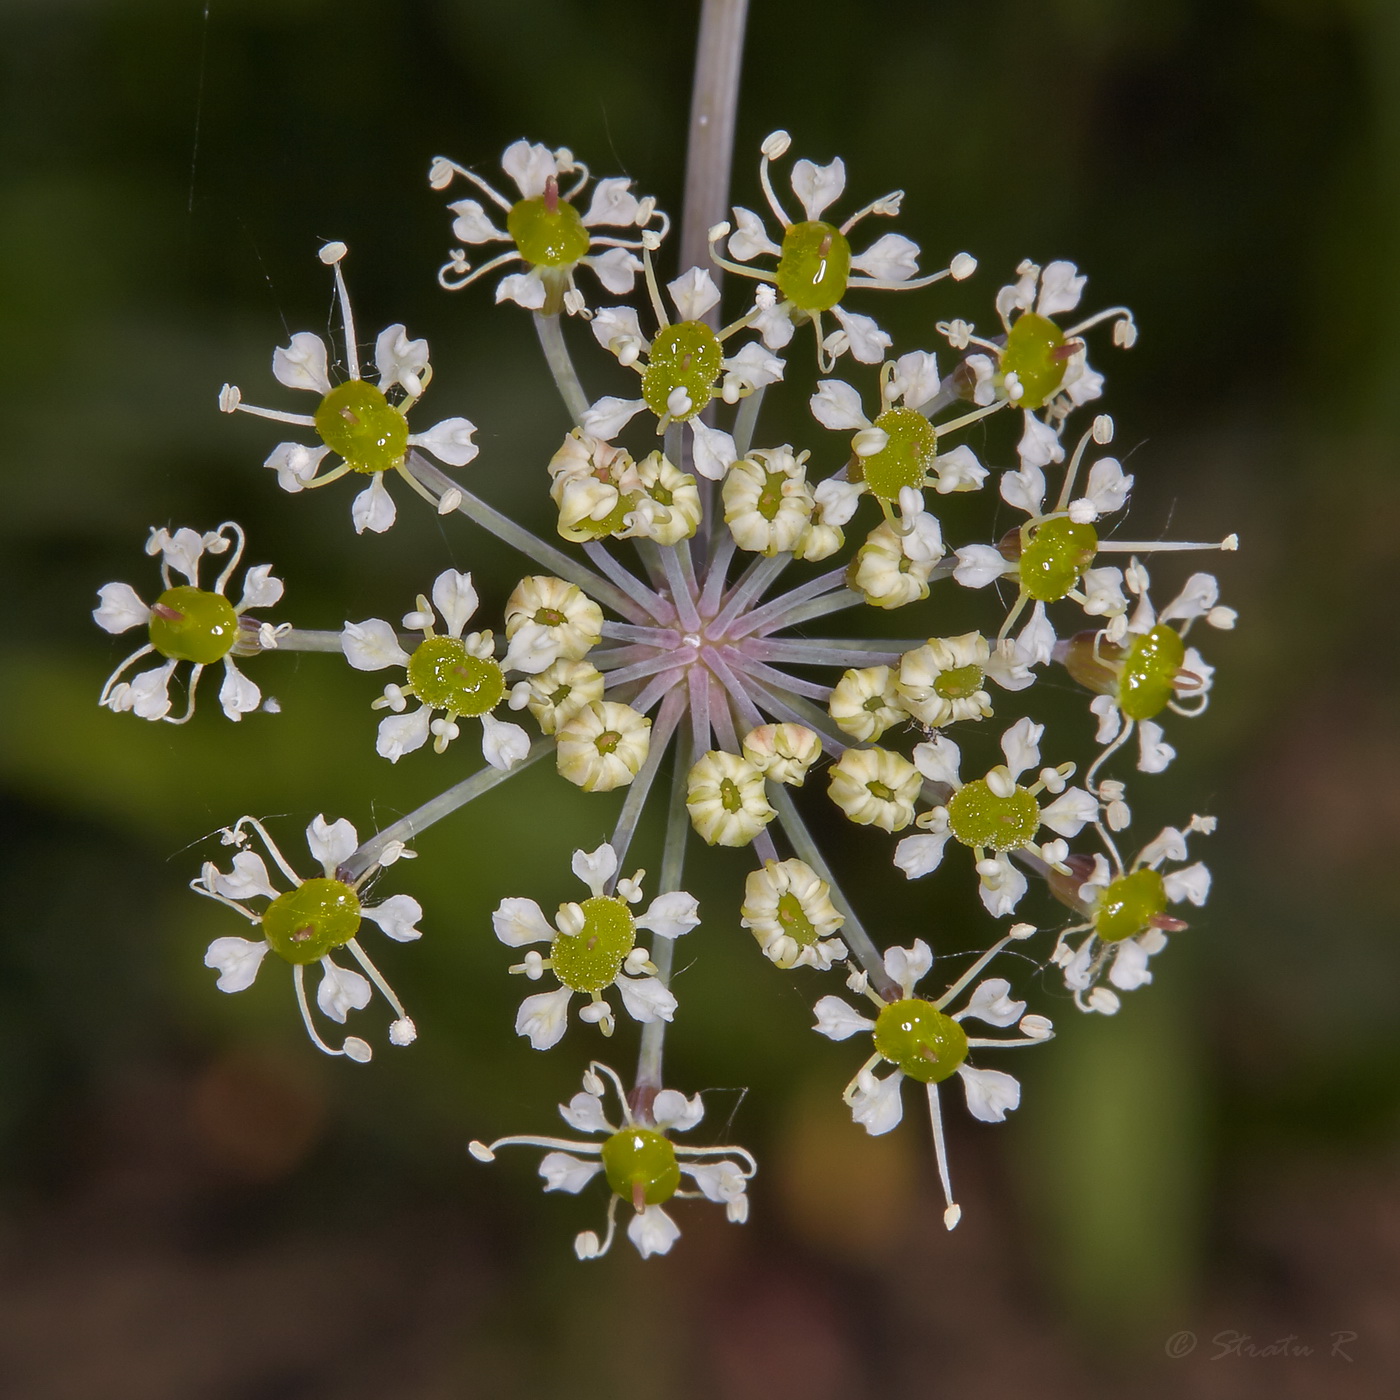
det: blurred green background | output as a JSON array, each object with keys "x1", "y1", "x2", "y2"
[{"x1": 1, "y1": 0, "x2": 1397, "y2": 1395}]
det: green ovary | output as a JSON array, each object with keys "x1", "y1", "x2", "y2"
[
  {"x1": 1000, "y1": 312, "x2": 1066, "y2": 410},
  {"x1": 406, "y1": 637, "x2": 504, "y2": 716},
  {"x1": 947, "y1": 779, "x2": 1040, "y2": 851},
  {"x1": 755, "y1": 471, "x2": 787, "y2": 521},
  {"x1": 601, "y1": 1128, "x2": 681, "y2": 1207},
  {"x1": 550, "y1": 896, "x2": 635, "y2": 993},
  {"x1": 1018, "y1": 517, "x2": 1098, "y2": 602},
  {"x1": 314, "y1": 381, "x2": 409, "y2": 474},
  {"x1": 934, "y1": 664, "x2": 984, "y2": 700},
  {"x1": 261, "y1": 878, "x2": 361, "y2": 964},
  {"x1": 872, "y1": 999, "x2": 968, "y2": 1084},
  {"x1": 853, "y1": 407, "x2": 939, "y2": 502},
  {"x1": 148, "y1": 586, "x2": 239, "y2": 664},
  {"x1": 776, "y1": 892, "x2": 818, "y2": 946},
  {"x1": 559, "y1": 492, "x2": 637, "y2": 542},
  {"x1": 506, "y1": 196, "x2": 591, "y2": 267},
  {"x1": 641, "y1": 322, "x2": 723, "y2": 420},
  {"x1": 1118, "y1": 624, "x2": 1185, "y2": 721},
  {"x1": 775, "y1": 220, "x2": 851, "y2": 312},
  {"x1": 1094, "y1": 868, "x2": 1167, "y2": 943}
]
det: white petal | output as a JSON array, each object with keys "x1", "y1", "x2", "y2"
[
  {"x1": 752, "y1": 299, "x2": 797, "y2": 350},
  {"x1": 912, "y1": 734, "x2": 962, "y2": 787},
  {"x1": 1036, "y1": 260, "x2": 1086, "y2": 317},
  {"x1": 580, "y1": 396, "x2": 646, "y2": 441},
  {"x1": 581, "y1": 176, "x2": 640, "y2": 227},
  {"x1": 264, "y1": 441, "x2": 328, "y2": 493},
  {"x1": 495, "y1": 270, "x2": 548, "y2": 309},
  {"x1": 891, "y1": 350, "x2": 941, "y2": 410},
  {"x1": 721, "y1": 340, "x2": 785, "y2": 391},
  {"x1": 559, "y1": 1090, "x2": 612, "y2": 1135},
  {"x1": 1140, "y1": 826, "x2": 1188, "y2": 868},
  {"x1": 317, "y1": 959, "x2": 372, "y2": 1023},
  {"x1": 128, "y1": 662, "x2": 175, "y2": 720},
  {"x1": 539, "y1": 1151, "x2": 604, "y2": 1194},
  {"x1": 850, "y1": 1068, "x2": 904, "y2": 1136},
  {"x1": 652, "y1": 1088, "x2": 705, "y2": 1133},
  {"x1": 1000, "y1": 717, "x2": 1043, "y2": 780},
  {"x1": 361, "y1": 893, "x2": 423, "y2": 942},
  {"x1": 727, "y1": 206, "x2": 781, "y2": 261},
  {"x1": 154, "y1": 527, "x2": 207, "y2": 585},
  {"x1": 272, "y1": 332, "x2": 331, "y2": 394},
  {"x1": 571, "y1": 842, "x2": 618, "y2": 895},
  {"x1": 341, "y1": 618, "x2": 410, "y2": 671},
  {"x1": 236, "y1": 563, "x2": 284, "y2": 612},
  {"x1": 894, "y1": 831, "x2": 949, "y2": 879},
  {"x1": 448, "y1": 197, "x2": 507, "y2": 243},
  {"x1": 1017, "y1": 413, "x2": 1064, "y2": 468},
  {"x1": 1107, "y1": 939, "x2": 1154, "y2": 991},
  {"x1": 428, "y1": 569, "x2": 478, "y2": 638},
  {"x1": 1137, "y1": 719, "x2": 1176, "y2": 773},
  {"x1": 616, "y1": 974, "x2": 676, "y2": 1024},
  {"x1": 953, "y1": 544, "x2": 1011, "y2": 589},
  {"x1": 812, "y1": 476, "x2": 864, "y2": 526},
  {"x1": 809, "y1": 378, "x2": 868, "y2": 431},
  {"x1": 1084, "y1": 456, "x2": 1133, "y2": 515},
  {"x1": 204, "y1": 936, "x2": 269, "y2": 993},
  {"x1": 376, "y1": 706, "x2": 431, "y2": 762},
  {"x1": 931, "y1": 444, "x2": 987, "y2": 493},
  {"x1": 977, "y1": 854, "x2": 1028, "y2": 917},
  {"x1": 830, "y1": 305, "x2": 892, "y2": 364},
  {"x1": 850, "y1": 232, "x2": 920, "y2": 282},
  {"x1": 681, "y1": 1160, "x2": 747, "y2": 1204},
  {"x1": 960, "y1": 978, "x2": 1025, "y2": 1028},
  {"x1": 410, "y1": 416, "x2": 480, "y2": 468},
  {"x1": 667, "y1": 267, "x2": 721, "y2": 324},
  {"x1": 957, "y1": 1065, "x2": 1021, "y2": 1122},
  {"x1": 585, "y1": 247, "x2": 642, "y2": 294},
  {"x1": 590, "y1": 305, "x2": 647, "y2": 356},
  {"x1": 1161, "y1": 572, "x2": 1220, "y2": 623},
  {"x1": 493, "y1": 897, "x2": 554, "y2": 949},
  {"x1": 93, "y1": 582, "x2": 149, "y2": 634},
  {"x1": 627, "y1": 1204, "x2": 681, "y2": 1259},
  {"x1": 480, "y1": 713, "x2": 529, "y2": 771},
  {"x1": 373, "y1": 322, "x2": 430, "y2": 397},
  {"x1": 1040, "y1": 786, "x2": 1097, "y2": 837},
  {"x1": 999, "y1": 463, "x2": 1046, "y2": 517},
  {"x1": 883, "y1": 940, "x2": 933, "y2": 995},
  {"x1": 1164, "y1": 861, "x2": 1211, "y2": 906},
  {"x1": 515, "y1": 986, "x2": 573, "y2": 1050},
  {"x1": 500, "y1": 139, "x2": 557, "y2": 199},
  {"x1": 218, "y1": 659, "x2": 261, "y2": 720},
  {"x1": 1016, "y1": 602, "x2": 1056, "y2": 667},
  {"x1": 210, "y1": 851, "x2": 278, "y2": 902},
  {"x1": 790, "y1": 155, "x2": 846, "y2": 221},
  {"x1": 636, "y1": 891, "x2": 700, "y2": 941},
  {"x1": 307, "y1": 814, "x2": 358, "y2": 870},
  {"x1": 688, "y1": 418, "x2": 738, "y2": 481},
  {"x1": 812, "y1": 995, "x2": 875, "y2": 1041},
  {"x1": 351, "y1": 474, "x2": 397, "y2": 535}
]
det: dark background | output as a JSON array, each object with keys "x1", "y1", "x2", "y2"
[{"x1": 1, "y1": 0, "x2": 1397, "y2": 1395}]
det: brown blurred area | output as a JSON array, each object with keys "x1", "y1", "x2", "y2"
[{"x1": 2, "y1": 0, "x2": 1398, "y2": 1395}]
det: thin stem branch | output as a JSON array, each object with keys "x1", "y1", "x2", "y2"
[
  {"x1": 533, "y1": 312, "x2": 590, "y2": 426},
  {"x1": 712, "y1": 552, "x2": 791, "y2": 636},
  {"x1": 584, "y1": 541, "x2": 674, "y2": 622},
  {"x1": 732, "y1": 565, "x2": 848, "y2": 638},
  {"x1": 276, "y1": 629, "x2": 347, "y2": 653},
  {"x1": 748, "y1": 638, "x2": 908, "y2": 668},
  {"x1": 606, "y1": 686, "x2": 686, "y2": 887}
]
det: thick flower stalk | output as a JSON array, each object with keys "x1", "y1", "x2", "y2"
[{"x1": 91, "y1": 10, "x2": 1240, "y2": 1258}]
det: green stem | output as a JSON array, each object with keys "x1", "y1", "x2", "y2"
[{"x1": 533, "y1": 312, "x2": 590, "y2": 426}]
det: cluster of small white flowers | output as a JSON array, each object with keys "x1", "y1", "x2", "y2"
[{"x1": 92, "y1": 127, "x2": 1236, "y2": 1257}]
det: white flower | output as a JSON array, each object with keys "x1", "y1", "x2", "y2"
[
  {"x1": 556, "y1": 701, "x2": 652, "y2": 792},
  {"x1": 494, "y1": 848, "x2": 697, "y2": 1044},
  {"x1": 829, "y1": 665, "x2": 907, "y2": 742},
  {"x1": 96, "y1": 522, "x2": 282, "y2": 725},
  {"x1": 722, "y1": 447, "x2": 817, "y2": 557},
  {"x1": 192, "y1": 814, "x2": 421, "y2": 1059},
  {"x1": 827, "y1": 746, "x2": 922, "y2": 832},
  {"x1": 741, "y1": 859, "x2": 846, "y2": 970},
  {"x1": 219, "y1": 242, "x2": 478, "y2": 533},
  {"x1": 503, "y1": 575, "x2": 604, "y2": 674},
  {"x1": 686, "y1": 750, "x2": 776, "y2": 847},
  {"x1": 467, "y1": 1063, "x2": 755, "y2": 1260},
  {"x1": 430, "y1": 141, "x2": 666, "y2": 313}
]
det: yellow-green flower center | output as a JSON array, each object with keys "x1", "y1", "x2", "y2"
[
  {"x1": 406, "y1": 636, "x2": 504, "y2": 716},
  {"x1": 148, "y1": 586, "x2": 239, "y2": 664},
  {"x1": 261, "y1": 877, "x2": 361, "y2": 964},
  {"x1": 601, "y1": 1127, "x2": 680, "y2": 1206},
  {"x1": 1118, "y1": 624, "x2": 1186, "y2": 722},
  {"x1": 947, "y1": 778, "x2": 1040, "y2": 850},
  {"x1": 776, "y1": 892, "x2": 818, "y2": 946},
  {"x1": 1093, "y1": 868, "x2": 1168, "y2": 943},
  {"x1": 314, "y1": 380, "x2": 409, "y2": 474},
  {"x1": 872, "y1": 999, "x2": 968, "y2": 1084},
  {"x1": 755, "y1": 469, "x2": 787, "y2": 521},
  {"x1": 550, "y1": 895, "x2": 635, "y2": 993},
  {"x1": 1018, "y1": 517, "x2": 1098, "y2": 602},
  {"x1": 853, "y1": 406, "x2": 938, "y2": 502},
  {"x1": 1000, "y1": 312, "x2": 1067, "y2": 410},
  {"x1": 506, "y1": 195, "x2": 591, "y2": 267},
  {"x1": 933, "y1": 663, "x2": 984, "y2": 700},
  {"x1": 776, "y1": 220, "x2": 851, "y2": 312},
  {"x1": 641, "y1": 321, "x2": 723, "y2": 420}
]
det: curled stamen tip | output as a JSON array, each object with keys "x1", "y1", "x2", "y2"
[
  {"x1": 217, "y1": 383, "x2": 241, "y2": 413},
  {"x1": 437, "y1": 488, "x2": 463, "y2": 516},
  {"x1": 318, "y1": 241, "x2": 348, "y2": 265},
  {"x1": 389, "y1": 1017, "x2": 417, "y2": 1046},
  {"x1": 468, "y1": 1140, "x2": 496, "y2": 1162},
  {"x1": 342, "y1": 1036, "x2": 373, "y2": 1063},
  {"x1": 760, "y1": 130, "x2": 791, "y2": 159},
  {"x1": 1008, "y1": 922, "x2": 1037, "y2": 941},
  {"x1": 950, "y1": 252, "x2": 977, "y2": 280},
  {"x1": 1221, "y1": 533, "x2": 1239, "y2": 551},
  {"x1": 708, "y1": 220, "x2": 732, "y2": 241},
  {"x1": 943, "y1": 1203, "x2": 962, "y2": 1230},
  {"x1": 574, "y1": 1230, "x2": 602, "y2": 1260},
  {"x1": 428, "y1": 156, "x2": 456, "y2": 189}
]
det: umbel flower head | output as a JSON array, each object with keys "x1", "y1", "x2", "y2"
[
  {"x1": 341, "y1": 568, "x2": 531, "y2": 769},
  {"x1": 218, "y1": 242, "x2": 479, "y2": 534},
  {"x1": 493, "y1": 843, "x2": 700, "y2": 1047},
  {"x1": 430, "y1": 140, "x2": 666, "y2": 315},
  {"x1": 469, "y1": 1062, "x2": 755, "y2": 1260},
  {"x1": 95, "y1": 522, "x2": 284, "y2": 723},
  {"x1": 193, "y1": 815, "x2": 422, "y2": 1060},
  {"x1": 814, "y1": 935, "x2": 1051, "y2": 1228}
]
